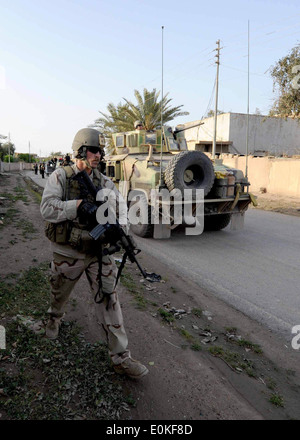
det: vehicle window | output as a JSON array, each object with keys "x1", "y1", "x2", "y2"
[
  {"x1": 127, "y1": 134, "x2": 138, "y2": 147},
  {"x1": 107, "y1": 166, "x2": 115, "y2": 177},
  {"x1": 116, "y1": 135, "x2": 124, "y2": 147},
  {"x1": 145, "y1": 133, "x2": 157, "y2": 145}
]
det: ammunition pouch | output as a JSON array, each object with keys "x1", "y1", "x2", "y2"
[
  {"x1": 69, "y1": 227, "x2": 96, "y2": 253},
  {"x1": 44, "y1": 221, "x2": 96, "y2": 253},
  {"x1": 44, "y1": 221, "x2": 69, "y2": 244}
]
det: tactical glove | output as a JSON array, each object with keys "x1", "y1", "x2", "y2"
[{"x1": 77, "y1": 200, "x2": 98, "y2": 225}]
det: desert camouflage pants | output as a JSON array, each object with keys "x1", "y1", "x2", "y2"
[{"x1": 49, "y1": 252, "x2": 130, "y2": 364}]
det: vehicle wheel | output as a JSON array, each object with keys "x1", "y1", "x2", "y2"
[
  {"x1": 204, "y1": 213, "x2": 232, "y2": 231},
  {"x1": 129, "y1": 194, "x2": 154, "y2": 238},
  {"x1": 164, "y1": 151, "x2": 215, "y2": 198}
]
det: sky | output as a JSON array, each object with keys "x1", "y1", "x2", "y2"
[{"x1": 0, "y1": 0, "x2": 300, "y2": 156}]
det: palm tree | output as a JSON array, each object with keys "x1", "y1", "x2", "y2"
[{"x1": 92, "y1": 88, "x2": 189, "y2": 142}]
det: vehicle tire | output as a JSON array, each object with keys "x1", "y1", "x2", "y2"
[
  {"x1": 164, "y1": 151, "x2": 215, "y2": 198},
  {"x1": 129, "y1": 194, "x2": 154, "y2": 238},
  {"x1": 204, "y1": 213, "x2": 232, "y2": 231}
]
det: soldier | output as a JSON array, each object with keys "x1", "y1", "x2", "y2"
[
  {"x1": 62, "y1": 154, "x2": 71, "y2": 166},
  {"x1": 134, "y1": 120, "x2": 144, "y2": 130},
  {"x1": 40, "y1": 128, "x2": 148, "y2": 379},
  {"x1": 40, "y1": 163, "x2": 45, "y2": 179}
]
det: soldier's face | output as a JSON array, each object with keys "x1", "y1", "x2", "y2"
[{"x1": 86, "y1": 148, "x2": 101, "y2": 168}]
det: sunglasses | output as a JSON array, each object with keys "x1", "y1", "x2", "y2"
[{"x1": 87, "y1": 147, "x2": 102, "y2": 154}]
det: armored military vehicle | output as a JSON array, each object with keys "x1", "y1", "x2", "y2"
[{"x1": 105, "y1": 124, "x2": 255, "y2": 238}]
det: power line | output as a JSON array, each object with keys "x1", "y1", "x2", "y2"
[
  {"x1": 221, "y1": 13, "x2": 300, "y2": 50},
  {"x1": 221, "y1": 64, "x2": 266, "y2": 77}
]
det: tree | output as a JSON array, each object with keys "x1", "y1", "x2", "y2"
[
  {"x1": 207, "y1": 109, "x2": 224, "y2": 117},
  {"x1": 17, "y1": 153, "x2": 34, "y2": 163},
  {"x1": 0, "y1": 135, "x2": 7, "y2": 160},
  {"x1": 92, "y1": 88, "x2": 189, "y2": 142},
  {"x1": 0, "y1": 141, "x2": 15, "y2": 161},
  {"x1": 50, "y1": 151, "x2": 63, "y2": 157},
  {"x1": 269, "y1": 44, "x2": 300, "y2": 118}
]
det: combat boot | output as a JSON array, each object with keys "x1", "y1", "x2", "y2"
[
  {"x1": 45, "y1": 317, "x2": 61, "y2": 340},
  {"x1": 113, "y1": 357, "x2": 149, "y2": 379}
]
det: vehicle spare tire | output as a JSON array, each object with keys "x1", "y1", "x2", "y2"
[{"x1": 164, "y1": 151, "x2": 215, "y2": 197}]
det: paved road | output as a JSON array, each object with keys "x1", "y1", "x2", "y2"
[
  {"x1": 135, "y1": 209, "x2": 300, "y2": 341},
  {"x1": 25, "y1": 170, "x2": 48, "y2": 188}
]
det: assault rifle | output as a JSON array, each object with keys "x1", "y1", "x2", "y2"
[{"x1": 73, "y1": 170, "x2": 161, "y2": 286}]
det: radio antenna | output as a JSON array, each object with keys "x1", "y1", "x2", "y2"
[
  {"x1": 159, "y1": 25, "x2": 164, "y2": 188},
  {"x1": 245, "y1": 20, "x2": 250, "y2": 182}
]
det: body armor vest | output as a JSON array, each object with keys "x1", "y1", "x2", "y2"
[
  {"x1": 44, "y1": 166, "x2": 104, "y2": 251},
  {"x1": 64, "y1": 165, "x2": 102, "y2": 230}
]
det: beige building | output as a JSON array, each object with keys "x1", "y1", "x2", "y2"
[{"x1": 179, "y1": 112, "x2": 300, "y2": 156}]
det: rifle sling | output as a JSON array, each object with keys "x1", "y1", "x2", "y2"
[{"x1": 115, "y1": 251, "x2": 128, "y2": 289}]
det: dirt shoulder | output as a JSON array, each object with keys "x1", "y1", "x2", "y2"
[
  {"x1": 250, "y1": 191, "x2": 300, "y2": 217},
  {"x1": 1, "y1": 172, "x2": 300, "y2": 421}
]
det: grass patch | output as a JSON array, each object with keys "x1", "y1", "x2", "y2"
[
  {"x1": 180, "y1": 328, "x2": 194, "y2": 341},
  {"x1": 192, "y1": 308, "x2": 202, "y2": 318},
  {"x1": 0, "y1": 186, "x2": 28, "y2": 203},
  {"x1": 0, "y1": 261, "x2": 131, "y2": 420},
  {"x1": 269, "y1": 393, "x2": 284, "y2": 408},
  {"x1": 23, "y1": 177, "x2": 43, "y2": 203},
  {"x1": 0, "y1": 207, "x2": 19, "y2": 229},
  {"x1": 225, "y1": 327, "x2": 263, "y2": 354},
  {"x1": 158, "y1": 308, "x2": 175, "y2": 323},
  {"x1": 236, "y1": 338, "x2": 263, "y2": 354},
  {"x1": 225, "y1": 326, "x2": 237, "y2": 334},
  {"x1": 0, "y1": 262, "x2": 50, "y2": 318},
  {"x1": 16, "y1": 219, "x2": 37, "y2": 238},
  {"x1": 13, "y1": 186, "x2": 28, "y2": 202},
  {"x1": 209, "y1": 346, "x2": 257, "y2": 378},
  {"x1": 0, "y1": 320, "x2": 129, "y2": 420},
  {"x1": 190, "y1": 342, "x2": 202, "y2": 351},
  {"x1": 120, "y1": 268, "x2": 147, "y2": 309},
  {"x1": 266, "y1": 377, "x2": 277, "y2": 391}
]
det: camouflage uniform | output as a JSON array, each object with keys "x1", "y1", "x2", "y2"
[{"x1": 40, "y1": 164, "x2": 130, "y2": 365}]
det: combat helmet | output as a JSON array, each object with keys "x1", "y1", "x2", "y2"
[
  {"x1": 134, "y1": 120, "x2": 143, "y2": 129},
  {"x1": 72, "y1": 128, "x2": 105, "y2": 159}
]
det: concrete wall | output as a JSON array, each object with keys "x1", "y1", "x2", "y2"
[
  {"x1": 229, "y1": 113, "x2": 300, "y2": 156},
  {"x1": 181, "y1": 113, "x2": 300, "y2": 156},
  {"x1": 0, "y1": 161, "x2": 33, "y2": 172},
  {"x1": 220, "y1": 154, "x2": 300, "y2": 197},
  {"x1": 180, "y1": 114, "x2": 230, "y2": 144}
]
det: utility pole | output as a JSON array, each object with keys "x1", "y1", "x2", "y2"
[
  {"x1": 212, "y1": 40, "x2": 221, "y2": 160},
  {"x1": 159, "y1": 25, "x2": 164, "y2": 188},
  {"x1": 29, "y1": 141, "x2": 31, "y2": 165}
]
